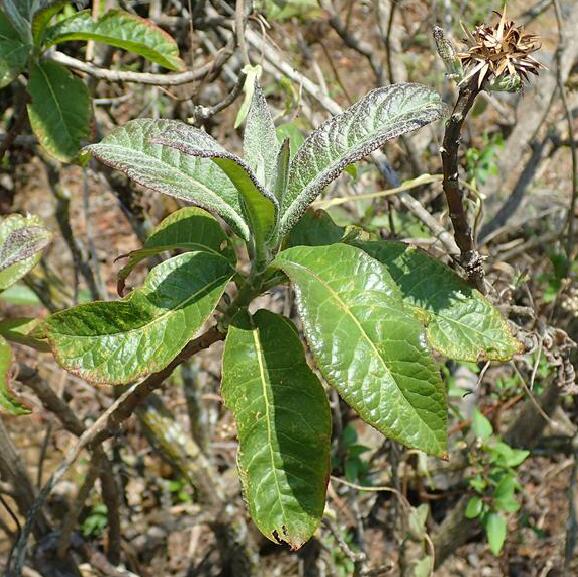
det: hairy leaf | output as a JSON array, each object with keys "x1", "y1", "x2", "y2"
[
  {"x1": 0, "y1": 214, "x2": 51, "y2": 291},
  {"x1": 0, "y1": 335, "x2": 30, "y2": 415},
  {"x1": 274, "y1": 139, "x2": 290, "y2": 202},
  {"x1": 0, "y1": 10, "x2": 30, "y2": 88},
  {"x1": 41, "y1": 251, "x2": 233, "y2": 384},
  {"x1": 274, "y1": 243, "x2": 447, "y2": 456},
  {"x1": 27, "y1": 60, "x2": 91, "y2": 162},
  {"x1": 152, "y1": 123, "x2": 278, "y2": 247},
  {"x1": 235, "y1": 64, "x2": 262, "y2": 128},
  {"x1": 280, "y1": 83, "x2": 446, "y2": 235},
  {"x1": 117, "y1": 207, "x2": 234, "y2": 295},
  {"x1": 355, "y1": 241, "x2": 522, "y2": 362},
  {"x1": 43, "y1": 10, "x2": 185, "y2": 70},
  {"x1": 244, "y1": 83, "x2": 280, "y2": 191},
  {"x1": 222, "y1": 310, "x2": 331, "y2": 548},
  {"x1": 84, "y1": 119, "x2": 251, "y2": 240}
]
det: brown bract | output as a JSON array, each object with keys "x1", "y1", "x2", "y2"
[{"x1": 457, "y1": 7, "x2": 543, "y2": 88}]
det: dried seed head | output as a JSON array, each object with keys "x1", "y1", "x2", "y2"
[{"x1": 457, "y1": 6, "x2": 544, "y2": 89}]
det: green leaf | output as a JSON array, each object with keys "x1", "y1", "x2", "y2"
[
  {"x1": 27, "y1": 60, "x2": 91, "y2": 162},
  {"x1": 243, "y1": 82, "x2": 280, "y2": 191},
  {"x1": 31, "y1": 0, "x2": 68, "y2": 44},
  {"x1": 0, "y1": 10, "x2": 31, "y2": 88},
  {"x1": 465, "y1": 496, "x2": 483, "y2": 519},
  {"x1": 0, "y1": 317, "x2": 50, "y2": 351},
  {"x1": 407, "y1": 504, "x2": 429, "y2": 540},
  {"x1": 354, "y1": 241, "x2": 522, "y2": 362},
  {"x1": 43, "y1": 9, "x2": 185, "y2": 70},
  {"x1": 279, "y1": 83, "x2": 446, "y2": 236},
  {"x1": 40, "y1": 251, "x2": 233, "y2": 384},
  {"x1": 0, "y1": 335, "x2": 30, "y2": 415},
  {"x1": 287, "y1": 208, "x2": 347, "y2": 248},
  {"x1": 489, "y1": 442, "x2": 529, "y2": 468},
  {"x1": 2, "y1": 0, "x2": 33, "y2": 42},
  {"x1": 273, "y1": 243, "x2": 447, "y2": 456},
  {"x1": 276, "y1": 122, "x2": 305, "y2": 159},
  {"x1": 413, "y1": 556, "x2": 433, "y2": 577},
  {"x1": 151, "y1": 123, "x2": 278, "y2": 248},
  {"x1": 484, "y1": 511, "x2": 507, "y2": 555},
  {"x1": 494, "y1": 475, "x2": 520, "y2": 512},
  {"x1": 274, "y1": 139, "x2": 290, "y2": 203},
  {"x1": 221, "y1": 310, "x2": 331, "y2": 549},
  {"x1": 472, "y1": 408, "x2": 493, "y2": 441},
  {"x1": 117, "y1": 207, "x2": 234, "y2": 295},
  {"x1": 0, "y1": 214, "x2": 51, "y2": 291},
  {"x1": 84, "y1": 119, "x2": 251, "y2": 241}
]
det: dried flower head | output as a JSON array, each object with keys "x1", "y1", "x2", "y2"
[{"x1": 457, "y1": 7, "x2": 543, "y2": 89}]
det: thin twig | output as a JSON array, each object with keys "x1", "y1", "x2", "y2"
[
  {"x1": 191, "y1": 70, "x2": 247, "y2": 122},
  {"x1": 49, "y1": 39, "x2": 234, "y2": 85},
  {"x1": 235, "y1": 0, "x2": 251, "y2": 66},
  {"x1": 440, "y1": 77, "x2": 486, "y2": 292},
  {"x1": 319, "y1": 0, "x2": 385, "y2": 84}
]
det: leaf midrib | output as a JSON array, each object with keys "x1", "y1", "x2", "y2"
[
  {"x1": 51, "y1": 269, "x2": 230, "y2": 340},
  {"x1": 34, "y1": 63, "x2": 74, "y2": 147},
  {"x1": 286, "y1": 99, "x2": 436, "y2": 202},
  {"x1": 285, "y1": 259, "x2": 439, "y2": 437},
  {"x1": 251, "y1": 322, "x2": 290, "y2": 532}
]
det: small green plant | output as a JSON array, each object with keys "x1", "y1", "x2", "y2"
[
  {"x1": 333, "y1": 424, "x2": 370, "y2": 484},
  {"x1": 465, "y1": 132, "x2": 504, "y2": 188},
  {"x1": 81, "y1": 503, "x2": 108, "y2": 538},
  {"x1": 33, "y1": 81, "x2": 522, "y2": 548},
  {"x1": 0, "y1": 1, "x2": 184, "y2": 161},
  {"x1": 465, "y1": 409, "x2": 529, "y2": 555},
  {"x1": 0, "y1": 213, "x2": 51, "y2": 414}
]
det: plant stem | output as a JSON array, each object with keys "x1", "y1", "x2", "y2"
[{"x1": 441, "y1": 78, "x2": 486, "y2": 294}]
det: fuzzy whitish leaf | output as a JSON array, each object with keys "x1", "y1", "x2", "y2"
[
  {"x1": 0, "y1": 335, "x2": 30, "y2": 415},
  {"x1": 117, "y1": 207, "x2": 234, "y2": 295},
  {"x1": 27, "y1": 60, "x2": 91, "y2": 162},
  {"x1": 243, "y1": 83, "x2": 280, "y2": 191},
  {"x1": 274, "y1": 139, "x2": 290, "y2": 202},
  {"x1": 222, "y1": 310, "x2": 331, "y2": 549},
  {"x1": 484, "y1": 512, "x2": 507, "y2": 555},
  {"x1": 152, "y1": 123, "x2": 278, "y2": 248},
  {"x1": 355, "y1": 241, "x2": 522, "y2": 362},
  {"x1": 84, "y1": 119, "x2": 251, "y2": 241},
  {"x1": 43, "y1": 10, "x2": 185, "y2": 70},
  {"x1": 274, "y1": 243, "x2": 447, "y2": 456},
  {"x1": 279, "y1": 83, "x2": 446, "y2": 236},
  {"x1": 0, "y1": 214, "x2": 51, "y2": 291},
  {"x1": 235, "y1": 64, "x2": 262, "y2": 128},
  {"x1": 0, "y1": 10, "x2": 30, "y2": 88},
  {"x1": 40, "y1": 251, "x2": 233, "y2": 384}
]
